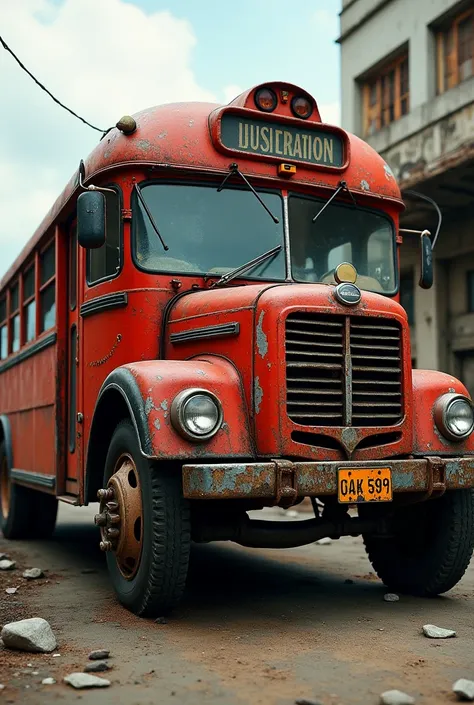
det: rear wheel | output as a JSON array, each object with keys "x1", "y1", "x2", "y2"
[
  {"x1": 0, "y1": 441, "x2": 58, "y2": 539},
  {"x1": 97, "y1": 420, "x2": 190, "y2": 616},
  {"x1": 363, "y1": 489, "x2": 474, "y2": 596}
]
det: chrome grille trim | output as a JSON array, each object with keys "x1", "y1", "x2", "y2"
[{"x1": 285, "y1": 312, "x2": 403, "y2": 427}]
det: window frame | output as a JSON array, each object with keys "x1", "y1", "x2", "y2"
[
  {"x1": 131, "y1": 178, "x2": 287, "y2": 281},
  {"x1": 0, "y1": 293, "x2": 7, "y2": 360},
  {"x1": 9, "y1": 280, "x2": 20, "y2": 355},
  {"x1": 86, "y1": 184, "x2": 123, "y2": 287},
  {"x1": 436, "y1": 8, "x2": 474, "y2": 95},
  {"x1": 362, "y1": 52, "x2": 409, "y2": 137},
  {"x1": 39, "y1": 237, "x2": 57, "y2": 334}
]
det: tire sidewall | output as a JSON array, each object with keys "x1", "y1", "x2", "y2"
[{"x1": 104, "y1": 422, "x2": 154, "y2": 613}]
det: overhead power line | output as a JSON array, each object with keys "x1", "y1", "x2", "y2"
[{"x1": 0, "y1": 35, "x2": 107, "y2": 134}]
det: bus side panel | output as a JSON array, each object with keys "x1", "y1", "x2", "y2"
[{"x1": 0, "y1": 341, "x2": 57, "y2": 481}]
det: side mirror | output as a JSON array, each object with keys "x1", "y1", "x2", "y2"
[
  {"x1": 77, "y1": 191, "x2": 106, "y2": 249},
  {"x1": 419, "y1": 229, "x2": 433, "y2": 290}
]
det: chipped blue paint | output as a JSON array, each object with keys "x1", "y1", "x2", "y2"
[
  {"x1": 145, "y1": 397, "x2": 154, "y2": 416},
  {"x1": 254, "y1": 376, "x2": 263, "y2": 414},
  {"x1": 256, "y1": 311, "x2": 268, "y2": 358},
  {"x1": 392, "y1": 471, "x2": 416, "y2": 490},
  {"x1": 360, "y1": 179, "x2": 370, "y2": 191},
  {"x1": 154, "y1": 418, "x2": 161, "y2": 431},
  {"x1": 384, "y1": 163, "x2": 394, "y2": 179},
  {"x1": 160, "y1": 400, "x2": 168, "y2": 411}
]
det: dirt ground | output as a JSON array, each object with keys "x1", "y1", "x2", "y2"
[{"x1": 1, "y1": 502, "x2": 473, "y2": 705}]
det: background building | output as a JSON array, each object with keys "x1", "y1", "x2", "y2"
[{"x1": 338, "y1": 0, "x2": 474, "y2": 393}]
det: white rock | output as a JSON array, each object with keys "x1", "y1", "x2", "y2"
[
  {"x1": 422, "y1": 624, "x2": 456, "y2": 639},
  {"x1": 52, "y1": 653, "x2": 61, "y2": 658},
  {"x1": 42, "y1": 678, "x2": 56, "y2": 685},
  {"x1": 0, "y1": 684, "x2": 4, "y2": 690},
  {"x1": 384, "y1": 593, "x2": 400, "y2": 602},
  {"x1": 286, "y1": 510, "x2": 298, "y2": 518},
  {"x1": 1, "y1": 618, "x2": 57, "y2": 653},
  {"x1": 316, "y1": 537, "x2": 332, "y2": 545},
  {"x1": 32, "y1": 671, "x2": 39, "y2": 676},
  {"x1": 380, "y1": 689, "x2": 415, "y2": 705},
  {"x1": 64, "y1": 673, "x2": 110, "y2": 689},
  {"x1": 5, "y1": 587, "x2": 18, "y2": 594},
  {"x1": 0, "y1": 559, "x2": 16, "y2": 571},
  {"x1": 23, "y1": 568, "x2": 43, "y2": 580},
  {"x1": 453, "y1": 678, "x2": 474, "y2": 701}
]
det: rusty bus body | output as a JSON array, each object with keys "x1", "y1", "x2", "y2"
[{"x1": 1, "y1": 82, "x2": 474, "y2": 616}]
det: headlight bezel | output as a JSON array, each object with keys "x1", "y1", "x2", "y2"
[
  {"x1": 434, "y1": 393, "x2": 474, "y2": 441},
  {"x1": 170, "y1": 388, "x2": 223, "y2": 442}
]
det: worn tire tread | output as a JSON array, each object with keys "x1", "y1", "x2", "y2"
[{"x1": 364, "y1": 489, "x2": 474, "y2": 596}]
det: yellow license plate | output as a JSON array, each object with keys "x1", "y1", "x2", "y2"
[{"x1": 338, "y1": 467, "x2": 392, "y2": 503}]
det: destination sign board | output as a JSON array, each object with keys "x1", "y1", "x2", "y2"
[{"x1": 220, "y1": 114, "x2": 344, "y2": 168}]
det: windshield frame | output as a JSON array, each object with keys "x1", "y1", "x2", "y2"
[
  {"x1": 287, "y1": 191, "x2": 399, "y2": 296},
  {"x1": 131, "y1": 178, "x2": 288, "y2": 282}
]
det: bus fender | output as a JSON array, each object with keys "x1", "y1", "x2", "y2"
[{"x1": 85, "y1": 356, "x2": 254, "y2": 502}]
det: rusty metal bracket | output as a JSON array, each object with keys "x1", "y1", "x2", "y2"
[
  {"x1": 273, "y1": 459, "x2": 297, "y2": 507},
  {"x1": 424, "y1": 457, "x2": 446, "y2": 500}
]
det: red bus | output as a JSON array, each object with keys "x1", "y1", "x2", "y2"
[{"x1": 1, "y1": 81, "x2": 474, "y2": 617}]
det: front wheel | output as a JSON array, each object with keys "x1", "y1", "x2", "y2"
[
  {"x1": 98, "y1": 420, "x2": 190, "y2": 616},
  {"x1": 363, "y1": 489, "x2": 474, "y2": 596}
]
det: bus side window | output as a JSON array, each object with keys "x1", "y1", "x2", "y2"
[
  {"x1": 87, "y1": 189, "x2": 121, "y2": 285},
  {"x1": 0, "y1": 296, "x2": 7, "y2": 359},
  {"x1": 10, "y1": 283, "x2": 20, "y2": 353},
  {"x1": 23, "y1": 264, "x2": 36, "y2": 343},
  {"x1": 40, "y1": 241, "x2": 56, "y2": 332}
]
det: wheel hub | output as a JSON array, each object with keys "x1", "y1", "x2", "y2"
[{"x1": 95, "y1": 453, "x2": 143, "y2": 579}]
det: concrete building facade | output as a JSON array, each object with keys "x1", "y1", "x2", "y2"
[{"x1": 338, "y1": 0, "x2": 474, "y2": 393}]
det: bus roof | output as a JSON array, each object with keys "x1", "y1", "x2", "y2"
[{"x1": 1, "y1": 82, "x2": 403, "y2": 289}]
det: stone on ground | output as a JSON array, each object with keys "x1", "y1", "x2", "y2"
[
  {"x1": 84, "y1": 661, "x2": 111, "y2": 673},
  {"x1": 88, "y1": 649, "x2": 110, "y2": 660},
  {"x1": 5, "y1": 587, "x2": 18, "y2": 594},
  {"x1": 64, "y1": 673, "x2": 110, "y2": 689},
  {"x1": 316, "y1": 537, "x2": 332, "y2": 545},
  {"x1": 42, "y1": 677, "x2": 56, "y2": 685},
  {"x1": 0, "y1": 559, "x2": 16, "y2": 571},
  {"x1": 422, "y1": 624, "x2": 456, "y2": 639},
  {"x1": 383, "y1": 593, "x2": 400, "y2": 602},
  {"x1": 1, "y1": 618, "x2": 57, "y2": 653},
  {"x1": 453, "y1": 679, "x2": 474, "y2": 701},
  {"x1": 23, "y1": 568, "x2": 43, "y2": 580},
  {"x1": 380, "y1": 689, "x2": 415, "y2": 705}
]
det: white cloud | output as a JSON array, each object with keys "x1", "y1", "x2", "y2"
[
  {"x1": 0, "y1": 0, "x2": 215, "y2": 277},
  {"x1": 222, "y1": 84, "x2": 244, "y2": 104}
]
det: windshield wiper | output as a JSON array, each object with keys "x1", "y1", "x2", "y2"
[
  {"x1": 134, "y1": 183, "x2": 169, "y2": 251},
  {"x1": 217, "y1": 163, "x2": 280, "y2": 224},
  {"x1": 210, "y1": 245, "x2": 282, "y2": 288},
  {"x1": 312, "y1": 180, "x2": 357, "y2": 224}
]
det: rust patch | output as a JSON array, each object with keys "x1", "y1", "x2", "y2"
[{"x1": 256, "y1": 311, "x2": 268, "y2": 358}]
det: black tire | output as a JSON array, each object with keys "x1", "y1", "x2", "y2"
[
  {"x1": 103, "y1": 420, "x2": 190, "y2": 616},
  {"x1": 363, "y1": 489, "x2": 474, "y2": 596},
  {"x1": 0, "y1": 441, "x2": 58, "y2": 540}
]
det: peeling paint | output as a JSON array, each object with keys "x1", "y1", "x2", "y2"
[
  {"x1": 256, "y1": 311, "x2": 268, "y2": 358},
  {"x1": 384, "y1": 163, "x2": 394, "y2": 179},
  {"x1": 145, "y1": 397, "x2": 154, "y2": 416},
  {"x1": 360, "y1": 179, "x2": 370, "y2": 191},
  {"x1": 254, "y1": 376, "x2": 263, "y2": 414},
  {"x1": 154, "y1": 418, "x2": 161, "y2": 431},
  {"x1": 160, "y1": 400, "x2": 168, "y2": 411}
]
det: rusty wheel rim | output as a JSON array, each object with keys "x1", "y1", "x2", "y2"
[
  {"x1": 0, "y1": 455, "x2": 11, "y2": 518},
  {"x1": 96, "y1": 453, "x2": 143, "y2": 580}
]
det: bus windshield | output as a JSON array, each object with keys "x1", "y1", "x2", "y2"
[
  {"x1": 288, "y1": 194, "x2": 397, "y2": 293},
  {"x1": 133, "y1": 183, "x2": 397, "y2": 293},
  {"x1": 133, "y1": 183, "x2": 286, "y2": 280}
]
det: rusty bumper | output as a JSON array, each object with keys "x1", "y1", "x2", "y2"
[{"x1": 182, "y1": 457, "x2": 474, "y2": 500}]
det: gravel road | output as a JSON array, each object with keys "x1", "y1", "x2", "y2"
[{"x1": 1, "y1": 503, "x2": 473, "y2": 704}]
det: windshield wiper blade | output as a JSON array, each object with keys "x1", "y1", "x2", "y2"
[
  {"x1": 312, "y1": 180, "x2": 357, "y2": 223},
  {"x1": 210, "y1": 245, "x2": 282, "y2": 288},
  {"x1": 217, "y1": 163, "x2": 280, "y2": 224},
  {"x1": 134, "y1": 183, "x2": 169, "y2": 251}
]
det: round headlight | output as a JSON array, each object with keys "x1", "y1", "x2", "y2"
[
  {"x1": 171, "y1": 389, "x2": 223, "y2": 441},
  {"x1": 254, "y1": 87, "x2": 278, "y2": 113},
  {"x1": 291, "y1": 95, "x2": 313, "y2": 119},
  {"x1": 434, "y1": 393, "x2": 474, "y2": 441}
]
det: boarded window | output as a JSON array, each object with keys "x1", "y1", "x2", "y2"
[
  {"x1": 362, "y1": 52, "x2": 409, "y2": 137},
  {"x1": 437, "y1": 9, "x2": 474, "y2": 94}
]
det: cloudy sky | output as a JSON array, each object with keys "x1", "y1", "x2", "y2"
[{"x1": 0, "y1": 0, "x2": 341, "y2": 278}]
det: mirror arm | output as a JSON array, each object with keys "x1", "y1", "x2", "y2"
[{"x1": 78, "y1": 168, "x2": 116, "y2": 195}]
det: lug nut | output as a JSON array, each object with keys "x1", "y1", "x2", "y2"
[
  {"x1": 107, "y1": 528, "x2": 120, "y2": 539},
  {"x1": 97, "y1": 488, "x2": 114, "y2": 501},
  {"x1": 107, "y1": 513, "x2": 120, "y2": 526},
  {"x1": 94, "y1": 512, "x2": 107, "y2": 527},
  {"x1": 99, "y1": 540, "x2": 113, "y2": 552},
  {"x1": 106, "y1": 501, "x2": 119, "y2": 512}
]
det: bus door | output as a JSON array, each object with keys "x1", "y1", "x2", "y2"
[{"x1": 65, "y1": 222, "x2": 82, "y2": 491}]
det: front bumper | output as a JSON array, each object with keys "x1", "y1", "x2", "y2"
[{"x1": 182, "y1": 457, "x2": 474, "y2": 501}]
